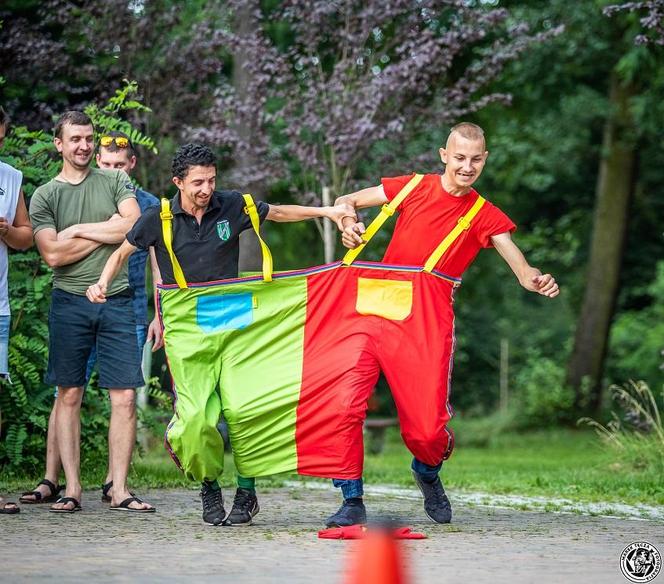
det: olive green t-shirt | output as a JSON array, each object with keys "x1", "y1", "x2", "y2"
[{"x1": 29, "y1": 168, "x2": 136, "y2": 296}]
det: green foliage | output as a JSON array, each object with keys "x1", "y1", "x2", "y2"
[
  {"x1": 85, "y1": 80, "x2": 158, "y2": 155},
  {"x1": 451, "y1": 410, "x2": 516, "y2": 448},
  {"x1": 0, "y1": 124, "x2": 57, "y2": 472},
  {"x1": 608, "y1": 262, "x2": 664, "y2": 389},
  {"x1": 512, "y1": 350, "x2": 578, "y2": 428},
  {"x1": 580, "y1": 381, "x2": 664, "y2": 475}
]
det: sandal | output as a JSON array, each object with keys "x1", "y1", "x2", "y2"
[
  {"x1": 49, "y1": 496, "x2": 82, "y2": 513},
  {"x1": 102, "y1": 481, "x2": 135, "y2": 503},
  {"x1": 19, "y1": 479, "x2": 64, "y2": 504},
  {"x1": 0, "y1": 501, "x2": 20, "y2": 514},
  {"x1": 101, "y1": 481, "x2": 113, "y2": 503},
  {"x1": 109, "y1": 496, "x2": 156, "y2": 513}
]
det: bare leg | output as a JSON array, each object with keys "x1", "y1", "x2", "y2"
[
  {"x1": 45, "y1": 403, "x2": 62, "y2": 484},
  {"x1": 0, "y1": 385, "x2": 17, "y2": 512},
  {"x1": 51, "y1": 386, "x2": 84, "y2": 511},
  {"x1": 105, "y1": 402, "x2": 113, "y2": 486},
  {"x1": 22, "y1": 403, "x2": 63, "y2": 501},
  {"x1": 108, "y1": 388, "x2": 153, "y2": 510}
]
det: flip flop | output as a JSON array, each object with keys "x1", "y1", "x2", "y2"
[
  {"x1": 0, "y1": 501, "x2": 20, "y2": 514},
  {"x1": 49, "y1": 496, "x2": 82, "y2": 513},
  {"x1": 109, "y1": 496, "x2": 156, "y2": 513},
  {"x1": 102, "y1": 481, "x2": 135, "y2": 503},
  {"x1": 19, "y1": 479, "x2": 64, "y2": 504}
]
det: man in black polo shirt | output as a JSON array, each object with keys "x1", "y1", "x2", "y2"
[{"x1": 86, "y1": 143, "x2": 355, "y2": 526}]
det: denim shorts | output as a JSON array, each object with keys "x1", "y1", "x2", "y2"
[
  {"x1": 0, "y1": 314, "x2": 9, "y2": 378},
  {"x1": 53, "y1": 323, "x2": 149, "y2": 398},
  {"x1": 46, "y1": 288, "x2": 144, "y2": 389}
]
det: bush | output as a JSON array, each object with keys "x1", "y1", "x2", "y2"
[
  {"x1": 607, "y1": 262, "x2": 664, "y2": 390},
  {"x1": 512, "y1": 350, "x2": 578, "y2": 428},
  {"x1": 580, "y1": 381, "x2": 664, "y2": 474}
]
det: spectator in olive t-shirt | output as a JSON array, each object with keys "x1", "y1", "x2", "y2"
[{"x1": 28, "y1": 111, "x2": 154, "y2": 514}]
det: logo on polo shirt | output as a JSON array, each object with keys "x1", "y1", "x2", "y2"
[
  {"x1": 0, "y1": 187, "x2": 5, "y2": 197},
  {"x1": 216, "y1": 219, "x2": 231, "y2": 241}
]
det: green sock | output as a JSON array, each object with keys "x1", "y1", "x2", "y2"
[
  {"x1": 237, "y1": 475, "x2": 256, "y2": 492},
  {"x1": 203, "y1": 479, "x2": 220, "y2": 491}
]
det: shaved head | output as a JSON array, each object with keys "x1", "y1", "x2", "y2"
[
  {"x1": 446, "y1": 122, "x2": 486, "y2": 150},
  {"x1": 439, "y1": 122, "x2": 489, "y2": 195}
]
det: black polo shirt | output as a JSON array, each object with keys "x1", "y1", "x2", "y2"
[{"x1": 127, "y1": 190, "x2": 269, "y2": 285}]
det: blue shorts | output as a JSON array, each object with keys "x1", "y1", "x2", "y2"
[
  {"x1": 46, "y1": 289, "x2": 144, "y2": 389},
  {"x1": 0, "y1": 314, "x2": 10, "y2": 379}
]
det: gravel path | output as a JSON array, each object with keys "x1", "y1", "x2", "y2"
[{"x1": 1, "y1": 487, "x2": 662, "y2": 583}]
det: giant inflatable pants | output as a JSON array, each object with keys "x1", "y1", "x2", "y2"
[{"x1": 160, "y1": 262, "x2": 459, "y2": 482}]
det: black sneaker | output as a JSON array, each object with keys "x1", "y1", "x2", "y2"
[
  {"x1": 325, "y1": 499, "x2": 367, "y2": 528},
  {"x1": 200, "y1": 482, "x2": 226, "y2": 526},
  {"x1": 412, "y1": 471, "x2": 452, "y2": 524},
  {"x1": 223, "y1": 488, "x2": 260, "y2": 526}
]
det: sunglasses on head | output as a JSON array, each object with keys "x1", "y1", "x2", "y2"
[{"x1": 100, "y1": 135, "x2": 130, "y2": 148}]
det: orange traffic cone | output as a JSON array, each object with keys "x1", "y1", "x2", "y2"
[{"x1": 344, "y1": 528, "x2": 410, "y2": 584}]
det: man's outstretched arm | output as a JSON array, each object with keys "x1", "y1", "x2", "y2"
[
  {"x1": 491, "y1": 232, "x2": 559, "y2": 298},
  {"x1": 57, "y1": 197, "x2": 141, "y2": 244},
  {"x1": 333, "y1": 185, "x2": 388, "y2": 249},
  {"x1": 266, "y1": 202, "x2": 356, "y2": 229},
  {"x1": 86, "y1": 239, "x2": 138, "y2": 303}
]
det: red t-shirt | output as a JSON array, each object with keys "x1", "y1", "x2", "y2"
[{"x1": 380, "y1": 173, "x2": 516, "y2": 278}]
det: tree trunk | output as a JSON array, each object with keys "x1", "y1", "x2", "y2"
[
  {"x1": 566, "y1": 74, "x2": 636, "y2": 413},
  {"x1": 233, "y1": 2, "x2": 264, "y2": 273}
]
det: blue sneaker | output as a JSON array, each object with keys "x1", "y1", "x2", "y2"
[
  {"x1": 412, "y1": 471, "x2": 452, "y2": 524},
  {"x1": 325, "y1": 498, "x2": 367, "y2": 527}
]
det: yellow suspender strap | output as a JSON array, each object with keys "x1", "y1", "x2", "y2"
[
  {"x1": 342, "y1": 173, "x2": 424, "y2": 266},
  {"x1": 422, "y1": 196, "x2": 486, "y2": 273},
  {"x1": 160, "y1": 198, "x2": 188, "y2": 289},
  {"x1": 242, "y1": 194, "x2": 273, "y2": 283}
]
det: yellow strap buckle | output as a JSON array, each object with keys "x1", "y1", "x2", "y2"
[
  {"x1": 242, "y1": 194, "x2": 273, "y2": 282},
  {"x1": 160, "y1": 197, "x2": 188, "y2": 289},
  {"x1": 342, "y1": 173, "x2": 424, "y2": 267},
  {"x1": 422, "y1": 196, "x2": 486, "y2": 273},
  {"x1": 457, "y1": 216, "x2": 472, "y2": 230},
  {"x1": 381, "y1": 204, "x2": 395, "y2": 217}
]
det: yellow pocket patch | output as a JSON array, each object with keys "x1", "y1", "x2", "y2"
[{"x1": 356, "y1": 278, "x2": 413, "y2": 321}]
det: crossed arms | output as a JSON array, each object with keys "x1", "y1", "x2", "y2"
[{"x1": 34, "y1": 198, "x2": 140, "y2": 268}]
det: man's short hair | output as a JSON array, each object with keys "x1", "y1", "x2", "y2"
[
  {"x1": 99, "y1": 129, "x2": 135, "y2": 157},
  {"x1": 54, "y1": 111, "x2": 93, "y2": 139},
  {"x1": 0, "y1": 106, "x2": 10, "y2": 129},
  {"x1": 447, "y1": 122, "x2": 486, "y2": 149},
  {"x1": 172, "y1": 143, "x2": 217, "y2": 179}
]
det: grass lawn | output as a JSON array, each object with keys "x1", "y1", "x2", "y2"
[
  {"x1": 363, "y1": 423, "x2": 664, "y2": 506},
  {"x1": 2, "y1": 420, "x2": 662, "y2": 507}
]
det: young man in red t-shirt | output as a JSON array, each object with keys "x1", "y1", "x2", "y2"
[{"x1": 327, "y1": 122, "x2": 559, "y2": 527}]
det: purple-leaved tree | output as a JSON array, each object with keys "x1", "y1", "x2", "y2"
[
  {"x1": 196, "y1": 0, "x2": 562, "y2": 207},
  {"x1": 604, "y1": 1, "x2": 664, "y2": 45}
]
